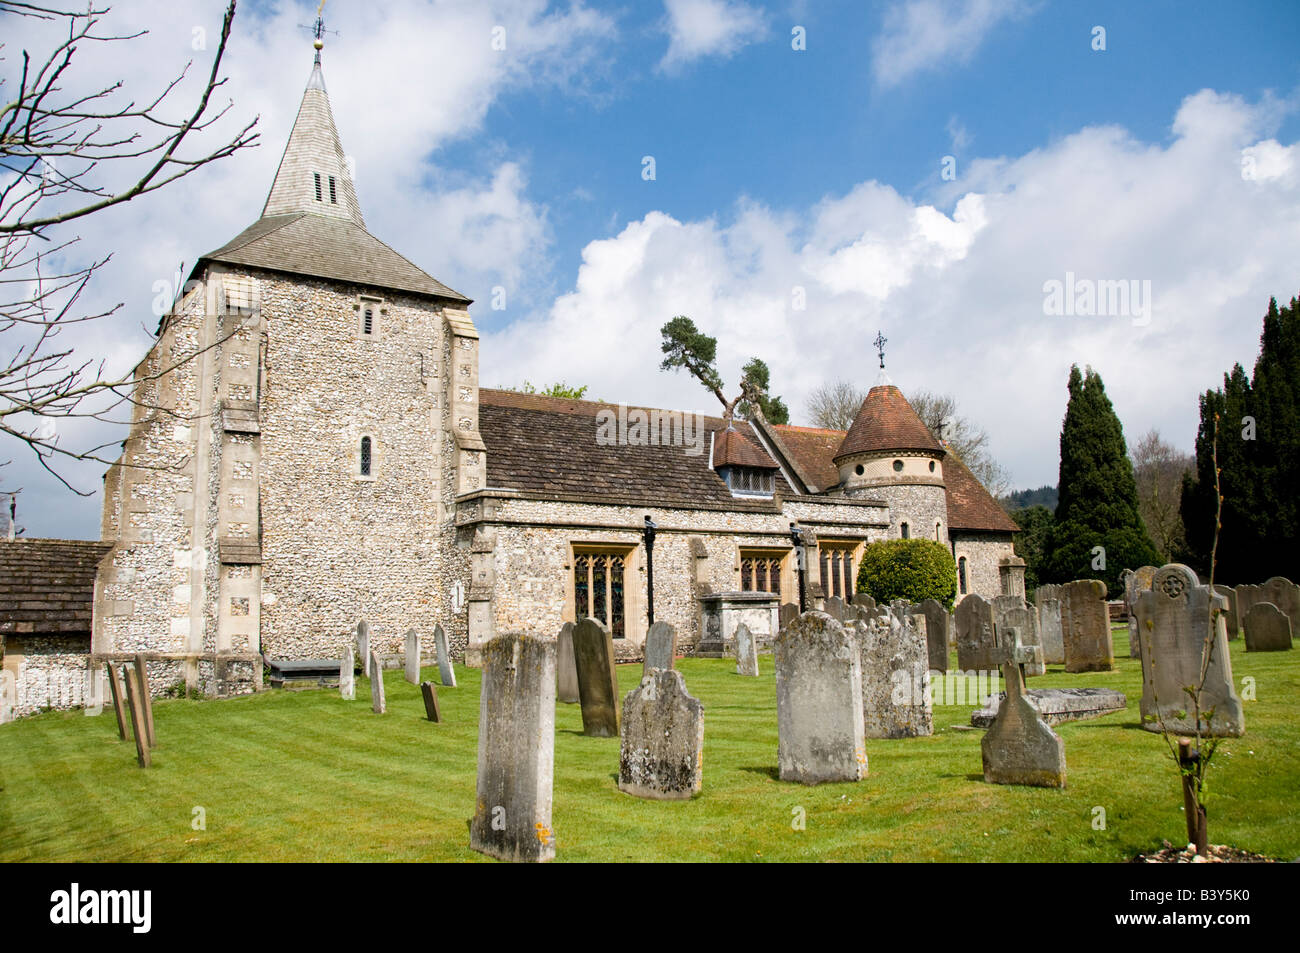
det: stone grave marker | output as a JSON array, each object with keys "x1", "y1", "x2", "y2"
[
  {"x1": 469, "y1": 633, "x2": 556, "y2": 863},
  {"x1": 1135, "y1": 564, "x2": 1244, "y2": 736},
  {"x1": 1213, "y1": 585, "x2": 1239, "y2": 640},
  {"x1": 823, "y1": 595, "x2": 846, "y2": 623},
  {"x1": 420, "y1": 681, "x2": 441, "y2": 722},
  {"x1": 105, "y1": 662, "x2": 129, "y2": 741},
  {"x1": 916, "y1": 598, "x2": 949, "y2": 673},
  {"x1": 1124, "y1": 566, "x2": 1158, "y2": 656},
  {"x1": 852, "y1": 593, "x2": 876, "y2": 611},
  {"x1": 434, "y1": 623, "x2": 456, "y2": 688},
  {"x1": 1243, "y1": 602, "x2": 1292, "y2": 652},
  {"x1": 132, "y1": 653, "x2": 156, "y2": 748},
  {"x1": 122, "y1": 663, "x2": 151, "y2": 768},
  {"x1": 858, "y1": 603, "x2": 933, "y2": 739},
  {"x1": 1060, "y1": 579, "x2": 1113, "y2": 673},
  {"x1": 1237, "y1": 576, "x2": 1300, "y2": 634},
  {"x1": 774, "y1": 611, "x2": 867, "y2": 784},
  {"x1": 618, "y1": 668, "x2": 704, "y2": 800},
  {"x1": 573, "y1": 617, "x2": 620, "y2": 737},
  {"x1": 735, "y1": 622, "x2": 759, "y2": 677},
  {"x1": 642, "y1": 620, "x2": 677, "y2": 676},
  {"x1": 955, "y1": 594, "x2": 998, "y2": 672},
  {"x1": 556, "y1": 622, "x2": 579, "y2": 704},
  {"x1": 339, "y1": 648, "x2": 355, "y2": 700},
  {"x1": 357, "y1": 619, "x2": 371, "y2": 676},
  {"x1": 972, "y1": 687, "x2": 1127, "y2": 728},
  {"x1": 404, "y1": 629, "x2": 421, "y2": 684},
  {"x1": 1033, "y1": 584, "x2": 1064, "y2": 665},
  {"x1": 993, "y1": 595, "x2": 1044, "y2": 676},
  {"x1": 369, "y1": 650, "x2": 386, "y2": 714},
  {"x1": 779, "y1": 603, "x2": 799, "y2": 631},
  {"x1": 980, "y1": 627, "x2": 1065, "y2": 788}
]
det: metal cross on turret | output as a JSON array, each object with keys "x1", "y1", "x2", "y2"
[{"x1": 873, "y1": 331, "x2": 887, "y2": 370}]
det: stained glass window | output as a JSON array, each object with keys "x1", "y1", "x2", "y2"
[
  {"x1": 573, "y1": 551, "x2": 626, "y2": 639},
  {"x1": 740, "y1": 552, "x2": 783, "y2": 598}
]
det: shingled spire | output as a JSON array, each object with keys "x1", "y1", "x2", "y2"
[{"x1": 261, "y1": 57, "x2": 364, "y2": 227}]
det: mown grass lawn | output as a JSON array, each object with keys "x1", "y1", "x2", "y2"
[{"x1": 2, "y1": 627, "x2": 1296, "y2": 862}]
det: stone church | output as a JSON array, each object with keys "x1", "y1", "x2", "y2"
[{"x1": 43, "y1": 51, "x2": 1017, "y2": 700}]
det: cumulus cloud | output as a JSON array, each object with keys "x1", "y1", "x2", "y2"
[
  {"x1": 659, "y1": 0, "x2": 767, "y2": 72},
  {"x1": 872, "y1": 0, "x2": 1035, "y2": 88}
]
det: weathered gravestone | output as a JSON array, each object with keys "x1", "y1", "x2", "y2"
[
  {"x1": 404, "y1": 629, "x2": 421, "y2": 684},
  {"x1": 1060, "y1": 579, "x2": 1113, "y2": 673},
  {"x1": 774, "y1": 612, "x2": 867, "y2": 784},
  {"x1": 339, "y1": 648, "x2": 355, "y2": 701},
  {"x1": 104, "y1": 662, "x2": 129, "y2": 741},
  {"x1": 573, "y1": 618, "x2": 620, "y2": 737},
  {"x1": 369, "y1": 650, "x2": 386, "y2": 714},
  {"x1": 1213, "y1": 585, "x2": 1239, "y2": 640},
  {"x1": 132, "y1": 654, "x2": 156, "y2": 748},
  {"x1": 955, "y1": 594, "x2": 998, "y2": 672},
  {"x1": 555, "y1": 622, "x2": 579, "y2": 704},
  {"x1": 434, "y1": 623, "x2": 457, "y2": 688},
  {"x1": 823, "y1": 595, "x2": 846, "y2": 623},
  {"x1": 857, "y1": 603, "x2": 933, "y2": 739},
  {"x1": 852, "y1": 593, "x2": 876, "y2": 611},
  {"x1": 779, "y1": 602, "x2": 800, "y2": 631},
  {"x1": 735, "y1": 622, "x2": 760, "y2": 677},
  {"x1": 972, "y1": 687, "x2": 1127, "y2": 728},
  {"x1": 980, "y1": 627, "x2": 1065, "y2": 788},
  {"x1": 916, "y1": 598, "x2": 950, "y2": 673},
  {"x1": 356, "y1": 619, "x2": 371, "y2": 676},
  {"x1": 1135, "y1": 564, "x2": 1244, "y2": 737},
  {"x1": 618, "y1": 668, "x2": 704, "y2": 800},
  {"x1": 121, "y1": 664, "x2": 151, "y2": 768},
  {"x1": 469, "y1": 633, "x2": 556, "y2": 863},
  {"x1": 1243, "y1": 602, "x2": 1292, "y2": 652},
  {"x1": 1124, "y1": 566, "x2": 1158, "y2": 656},
  {"x1": 1236, "y1": 577, "x2": 1300, "y2": 634},
  {"x1": 420, "y1": 681, "x2": 441, "y2": 722},
  {"x1": 993, "y1": 595, "x2": 1044, "y2": 677},
  {"x1": 1033, "y1": 584, "x2": 1064, "y2": 665},
  {"x1": 642, "y1": 621, "x2": 677, "y2": 676}
]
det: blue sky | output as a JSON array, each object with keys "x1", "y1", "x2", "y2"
[{"x1": 3, "y1": 0, "x2": 1299, "y2": 537}]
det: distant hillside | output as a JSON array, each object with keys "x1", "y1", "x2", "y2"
[{"x1": 1002, "y1": 485, "x2": 1058, "y2": 513}]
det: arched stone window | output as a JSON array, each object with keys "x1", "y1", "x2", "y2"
[
  {"x1": 958, "y1": 556, "x2": 968, "y2": 595},
  {"x1": 900, "y1": 521, "x2": 910, "y2": 539}
]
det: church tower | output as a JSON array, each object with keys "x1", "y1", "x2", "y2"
[{"x1": 94, "y1": 35, "x2": 483, "y2": 693}]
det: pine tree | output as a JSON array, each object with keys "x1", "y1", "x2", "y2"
[{"x1": 1043, "y1": 365, "x2": 1161, "y2": 595}]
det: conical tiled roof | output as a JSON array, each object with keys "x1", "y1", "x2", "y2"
[{"x1": 834, "y1": 384, "x2": 944, "y2": 462}]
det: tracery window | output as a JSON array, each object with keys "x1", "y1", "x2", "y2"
[
  {"x1": 573, "y1": 551, "x2": 625, "y2": 639},
  {"x1": 819, "y1": 542, "x2": 859, "y2": 601},
  {"x1": 739, "y1": 550, "x2": 784, "y2": 598}
]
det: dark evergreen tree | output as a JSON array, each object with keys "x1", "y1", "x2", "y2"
[{"x1": 1042, "y1": 365, "x2": 1161, "y2": 595}]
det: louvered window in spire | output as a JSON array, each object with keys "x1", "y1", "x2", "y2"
[
  {"x1": 329, "y1": 176, "x2": 337, "y2": 204},
  {"x1": 314, "y1": 173, "x2": 322, "y2": 201}
]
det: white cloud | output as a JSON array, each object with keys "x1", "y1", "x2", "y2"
[
  {"x1": 659, "y1": 0, "x2": 767, "y2": 72},
  {"x1": 872, "y1": 0, "x2": 1035, "y2": 88}
]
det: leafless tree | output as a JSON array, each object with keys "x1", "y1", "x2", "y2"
[
  {"x1": 1130, "y1": 427, "x2": 1194, "y2": 561},
  {"x1": 806, "y1": 378, "x2": 865, "y2": 431},
  {"x1": 1, "y1": 1, "x2": 257, "y2": 493},
  {"x1": 907, "y1": 389, "x2": 1011, "y2": 498}
]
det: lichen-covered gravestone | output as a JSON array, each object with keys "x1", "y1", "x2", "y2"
[
  {"x1": 823, "y1": 595, "x2": 846, "y2": 623},
  {"x1": 469, "y1": 633, "x2": 556, "y2": 863},
  {"x1": 779, "y1": 603, "x2": 799, "y2": 631},
  {"x1": 434, "y1": 623, "x2": 456, "y2": 688},
  {"x1": 618, "y1": 668, "x2": 704, "y2": 800},
  {"x1": 404, "y1": 628, "x2": 421, "y2": 684},
  {"x1": 339, "y1": 648, "x2": 355, "y2": 700},
  {"x1": 858, "y1": 604, "x2": 933, "y2": 738},
  {"x1": 642, "y1": 620, "x2": 677, "y2": 676},
  {"x1": 1213, "y1": 584, "x2": 1239, "y2": 641},
  {"x1": 852, "y1": 593, "x2": 876, "y2": 611},
  {"x1": 1124, "y1": 566, "x2": 1158, "y2": 656},
  {"x1": 1135, "y1": 564, "x2": 1244, "y2": 737},
  {"x1": 1236, "y1": 577, "x2": 1300, "y2": 635},
  {"x1": 993, "y1": 596, "x2": 1044, "y2": 676},
  {"x1": 916, "y1": 598, "x2": 949, "y2": 673},
  {"x1": 1060, "y1": 579, "x2": 1113, "y2": 673},
  {"x1": 980, "y1": 627, "x2": 1066, "y2": 788},
  {"x1": 356, "y1": 619, "x2": 371, "y2": 677},
  {"x1": 1033, "y1": 584, "x2": 1064, "y2": 664},
  {"x1": 556, "y1": 622, "x2": 579, "y2": 704},
  {"x1": 573, "y1": 617, "x2": 620, "y2": 737},
  {"x1": 955, "y1": 594, "x2": 998, "y2": 672},
  {"x1": 735, "y1": 622, "x2": 759, "y2": 677},
  {"x1": 774, "y1": 612, "x2": 867, "y2": 784},
  {"x1": 1243, "y1": 602, "x2": 1292, "y2": 652},
  {"x1": 369, "y1": 650, "x2": 385, "y2": 714}
]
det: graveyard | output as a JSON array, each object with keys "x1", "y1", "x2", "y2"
[{"x1": 2, "y1": 624, "x2": 1295, "y2": 863}]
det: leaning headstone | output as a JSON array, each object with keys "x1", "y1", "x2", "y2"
[
  {"x1": 734, "y1": 622, "x2": 759, "y2": 677},
  {"x1": 1135, "y1": 564, "x2": 1244, "y2": 737},
  {"x1": 642, "y1": 620, "x2": 677, "y2": 676},
  {"x1": 469, "y1": 633, "x2": 556, "y2": 863},
  {"x1": 1243, "y1": 602, "x2": 1293, "y2": 652},
  {"x1": 993, "y1": 595, "x2": 1044, "y2": 677},
  {"x1": 823, "y1": 595, "x2": 846, "y2": 623},
  {"x1": 556, "y1": 622, "x2": 579, "y2": 704},
  {"x1": 779, "y1": 602, "x2": 799, "y2": 631},
  {"x1": 1213, "y1": 585, "x2": 1239, "y2": 640},
  {"x1": 858, "y1": 604, "x2": 933, "y2": 738},
  {"x1": 573, "y1": 617, "x2": 620, "y2": 737},
  {"x1": 420, "y1": 681, "x2": 441, "y2": 722},
  {"x1": 369, "y1": 650, "x2": 386, "y2": 714},
  {"x1": 121, "y1": 664, "x2": 151, "y2": 768},
  {"x1": 404, "y1": 629, "x2": 421, "y2": 684},
  {"x1": 955, "y1": 594, "x2": 998, "y2": 672},
  {"x1": 434, "y1": 623, "x2": 456, "y2": 688},
  {"x1": 1060, "y1": 579, "x2": 1113, "y2": 673},
  {"x1": 1236, "y1": 577, "x2": 1300, "y2": 634},
  {"x1": 618, "y1": 668, "x2": 704, "y2": 800},
  {"x1": 105, "y1": 662, "x2": 129, "y2": 741},
  {"x1": 339, "y1": 649, "x2": 355, "y2": 700},
  {"x1": 357, "y1": 619, "x2": 371, "y2": 676},
  {"x1": 916, "y1": 598, "x2": 949, "y2": 673},
  {"x1": 774, "y1": 612, "x2": 866, "y2": 784},
  {"x1": 981, "y1": 627, "x2": 1065, "y2": 788},
  {"x1": 132, "y1": 653, "x2": 156, "y2": 748}
]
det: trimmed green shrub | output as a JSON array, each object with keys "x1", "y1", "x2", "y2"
[{"x1": 856, "y1": 538, "x2": 957, "y2": 610}]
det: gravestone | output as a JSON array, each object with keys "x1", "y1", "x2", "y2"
[
  {"x1": 823, "y1": 595, "x2": 846, "y2": 623},
  {"x1": 556, "y1": 622, "x2": 579, "y2": 704},
  {"x1": 339, "y1": 648, "x2": 355, "y2": 700},
  {"x1": 993, "y1": 595, "x2": 1044, "y2": 676},
  {"x1": 469, "y1": 633, "x2": 556, "y2": 863},
  {"x1": 573, "y1": 618, "x2": 620, "y2": 737},
  {"x1": 1213, "y1": 585, "x2": 1239, "y2": 640},
  {"x1": 404, "y1": 629, "x2": 421, "y2": 684},
  {"x1": 618, "y1": 668, "x2": 704, "y2": 800},
  {"x1": 434, "y1": 623, "x2": 456, "y2": 688},
  {"x1": 1033, "y1": 584, "x2": 1064, "y2": 664},
  {"x1": 972, "y1": 687, "x2": 1127, "y2": 728},
  {"x1": 642, "y1": 621, "x2": 677, "y2": 676},
  {"x1": 122, "y1": 664, "x2": 151, "y2": 768},
  {"x1": 735, "y1": 622, "x2": 759, "y2": 677},
  {"x1": 357, "y1": 619, "x2": 371, "y2": 676},
  {"x1": 104, "y1": 662, "x2": 129, "y2": 741},
  {"x1": 420, "y1": 681, "x2": 441, "y2": 722},
  {"x1": 980, "y1": 627, "x2": 1065, "y2": 788},
  {"x1": 1059, "y1": 579, "x2": 1113, "y2": 673},
  {"x1": 852, "y1": 593, "x2": 876, "y2": 611},
  {"x1": 1243, "y1": 602, "x2": 1292, "y2": 652},
  {"x1": 132, "y1": 654, "x2": 156, "y2": 748},
  {"x1": 858, "y1": 603, "x2": 933, "y2": 739},
  {"x1": 774, "y1": 612, "x2": 867, "y2": 784},
  {"x1": 955, "y1": 595, "x2": 998, "y2": 672},
  {"x1": 1236, "y1": 577, "x2": 1300, "y2": 634},
  {"x1": 779, "y1": 602, "x2": 799, "y2": 631},
  {"x1": 1135, "y1": 564, "x2": 1244, "y2": 737},
  {"x1": 916, "y1": 598, "x2": 950, "y2": 673},
  {"x1": 369, "y1": 651, "x2": 386, "y2": 714},
  {"x1": 1124, "y1": 566, "x2": 1158, "y2": 656}
]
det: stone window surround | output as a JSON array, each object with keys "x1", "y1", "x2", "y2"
[
  {"x1": 355, "y1": 431, "x2": 378, "y2": 481},
  {"x1": 563, "y1": 541, "x2": 642, "y2": 645},
  {"x1": 355, "y1": 294, "x2": 385, "y2": 339},
  {"x1": 736, "y1": 545, "x2": 793, "y2": 600},
  {"x1": 818, "y1": 537, "x2": 864, "y2": 601}
]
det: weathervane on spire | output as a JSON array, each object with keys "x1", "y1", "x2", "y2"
[
  {"x1": 873, "y1": 331, "x2": 887, "y2": 370},
  {"x1": 303, "y1": 1, "x2": 339, "y2": 65}
]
